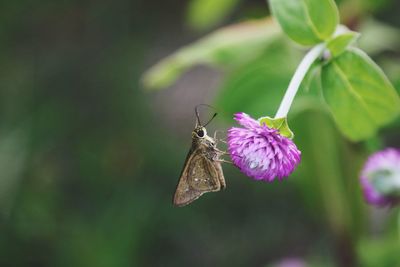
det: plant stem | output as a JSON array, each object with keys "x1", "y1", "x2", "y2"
[
  {"x1": 274, "y1": 43, "x2": 325, "y2": 118},
  {"x1": 398, "y1": 210, "x2": 400, "y2": 244},
  {"x1": 274, "y1": 25, "x2": 349, "y2": 119}
]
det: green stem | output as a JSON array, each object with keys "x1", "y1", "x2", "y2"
[{"x1": 398, "y1": 210, "x2": 400, "y2": 244}]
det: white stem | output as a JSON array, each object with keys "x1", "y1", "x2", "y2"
[
  {"x1": 274, "y1": 25, "x2": 349, "y2": 119},
  {"x1": 274, "y1": 43, "x2": 325, "y2": 118}
]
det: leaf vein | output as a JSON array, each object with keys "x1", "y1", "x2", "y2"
[
  {"x1": 331, "y1": 62, "x2": 376, "y2": 124},
  {"x1": 301, "y1": 0, "x2": 323, "y2": 40}
]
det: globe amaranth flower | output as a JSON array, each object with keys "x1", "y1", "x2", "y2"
[
  {"x1": 360, "y1": 148, "x2": 400, "y2": 207},
  {"x1": 272, "y1": 258, "x2": 306, "y2": 267},
  {"x1": 227, "y1": 113, "x2": 301, "y2": 181}
]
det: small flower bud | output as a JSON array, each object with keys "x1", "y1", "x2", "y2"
[{"x1": 360, "y1": 148, "x2": 400, "y2": 207}]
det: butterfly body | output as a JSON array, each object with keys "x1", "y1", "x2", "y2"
[{"x1": 173, "y1": 126, "x2": 226, "y2": 207}]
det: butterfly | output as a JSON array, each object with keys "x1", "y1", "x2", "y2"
[{"x1": 173, "y1": 105, "x2": 226, "y2": 207}]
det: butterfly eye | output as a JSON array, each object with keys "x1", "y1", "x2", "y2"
[{"x1": 197, "y1": 129, "x2": 204, "y2": 137}]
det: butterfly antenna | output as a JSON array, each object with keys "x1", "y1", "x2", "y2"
[
  {"x1": 195, "y1": 104, "x2": 218, "y2": 126},
  {"x1": 203, "y1": 112, "x2": 217, "y2": 127},
  {"x1": 195, "y1": 105, "x2": 202, "y2": 126}
]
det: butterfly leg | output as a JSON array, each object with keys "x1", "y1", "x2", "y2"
[
  {"x1": 214, "y1": 147, "x2": 244, "y2": 161},
  {"x1": 216, "y1": 159, "x2": 234, "y2": 165},
  {"x1": 222, "y1": 151, "x2": 243, "y2": 158},
  {"x1": 213, "y1": 130, "x2": 223, "y2": 140},
  {"x1": 214, "y1": 147, "x2": 227, "y2": 154},
  {"x1": 213, "y1": 130, "x2": 228, "y2": 145}
]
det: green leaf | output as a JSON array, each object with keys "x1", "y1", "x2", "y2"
[
  {"x1": 142, "y1": 19, "x2": 280, "y2": 90},
  {"x1": 321, "y1": 48, "x2": 400, "y2": 141},
  {"x1": 258, "y1": 116, "x2": 294, "y2": 139},
  {"x1": 269, "y1": 0, "x2": 339, "y2": 45},
  {"x1": 186, "y1": 0, "x2": 240, "y2": 30},
  {"x1": 327, "y1": 31, "x2": 360, "y2": 57}
]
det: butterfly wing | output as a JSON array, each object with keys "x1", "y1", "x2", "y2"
[{"x1": 173, "y1": 149, "x2": 223, "y2": 207}]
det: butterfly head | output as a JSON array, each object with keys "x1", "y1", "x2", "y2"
[
  {"x1": 193, "y1": 104, "x2": 217, "y2": 143},
  {"x1": 193, "y1": 126, "x2": 207, "y2": 139}
]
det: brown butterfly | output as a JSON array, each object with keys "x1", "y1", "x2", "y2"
[{"x1": 173, "y1": 105, "x2": 226, "y2": 207}]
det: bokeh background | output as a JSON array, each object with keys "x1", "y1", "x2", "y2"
[{"x1": 0, "y1": 0, "x2": 400, "y2": 266}]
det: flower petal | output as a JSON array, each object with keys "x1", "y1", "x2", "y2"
[{"x1": 234, "y1": 112, "x2": 259, "y2": 129}]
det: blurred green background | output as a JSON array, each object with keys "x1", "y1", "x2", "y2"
[{"x1": 0, "y1": 0, "x2": 399, "y2": 266}]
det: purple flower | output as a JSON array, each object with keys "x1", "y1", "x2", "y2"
[
  {"x1": 360, "y1": 148, "x2": 400, "y2": 207},
  {"x1": 273, "y1": 258, "x2": 306, "y2": 267},
  {"x1": 227, "y1": 113, "x2": 301, "y2": 181}
]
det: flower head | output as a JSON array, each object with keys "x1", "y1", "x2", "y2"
[
  {"x1": 360, "y1": 148, "x2": 400, "y2": 207},
  {"x1": 227, "y1": 113, "x2": 301, "y2": 181},
  {"x1": 273, "y1": 258, "x2": 306, "y2": 267}
]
